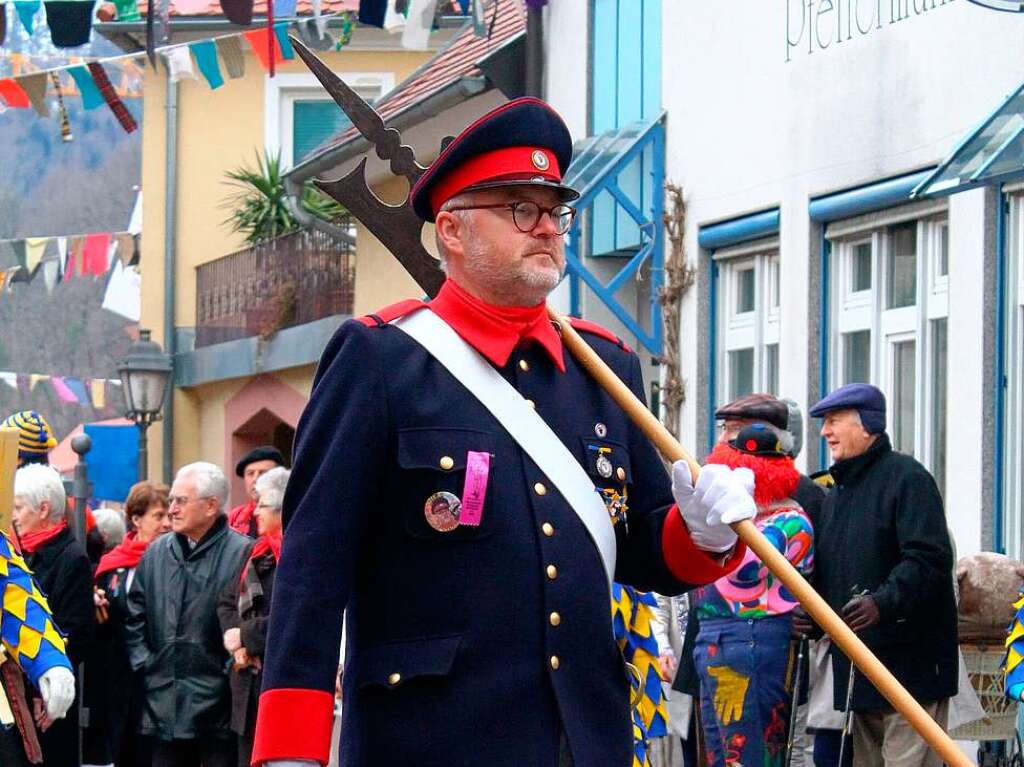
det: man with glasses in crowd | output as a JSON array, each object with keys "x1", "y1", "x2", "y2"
[
  {"x1": 125, "y1": 462, "x2": 252, "y2": 767},
  {"x1": 252, "y1": 98, "x2": 757, "y2": 767}
]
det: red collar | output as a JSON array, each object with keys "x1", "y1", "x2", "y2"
[
  {"x1": 428, "y1": 279, "x2": 565, "y2": 372},
  {"x1": 95, "y1": 531, "x2": 152, "y2": 579}
]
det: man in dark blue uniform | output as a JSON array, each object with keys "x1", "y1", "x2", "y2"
[{"x1": 253, "y1": 98, "x2": 758, "y2": 767}]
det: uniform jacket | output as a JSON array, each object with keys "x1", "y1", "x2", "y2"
[
  {"x1": 124, "y1": 516, "x2": 253, "y2": 740},
  {"x1": 253, "y1": 294, "x2": 743, "y2": 767},
  {"x1": 812, "y1": 434, "x2": 958, "y2": 711}
]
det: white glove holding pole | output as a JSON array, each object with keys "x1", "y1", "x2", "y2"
[
  {"x1": 671, "y1": 461, "x2": 757, "y2": 553},
  {"x1": 38, "y1": 667, "x2": 75, "y2": 720}
]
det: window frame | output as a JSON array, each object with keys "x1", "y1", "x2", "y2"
[
  {"x1": 1002, "y1": 193, "x2": 1024, "y2": 557},
  {"x1": 264, "y1": 71, "x2": 395, "y2": 170}
]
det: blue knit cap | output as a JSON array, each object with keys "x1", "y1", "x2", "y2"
[{"x1": 809, "y1": 383, "x2": 886, "y2": 435}]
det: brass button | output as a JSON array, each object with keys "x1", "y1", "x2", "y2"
[
  {"x1": 542, "y1": 522, "x2": 554, "y2": 537},
  {"x1": 519, "y1": 359, "x2": 530, "y2": 372},
  {"x1": 439, "y1": 456, "x2": 454, "y2": 471},
  {"x1": 550, "y1": 655, "x2": 560, "y2": 670},
  {"x1": 534, "y1": 482, "x2": 547, "y2": 496},
  {"x1": 616, "y1": 467, "x2": 626, "y2": 481},
  {"x1": 525, "y1": 399, "x2": 535, "y2": 409},
  {"x1": 549, "y1": 612, "x2": 561, "y2": 626},
  {"x1": 546, "y1": 564, "x2": 558, "y2": 580},
  {"x1": 387, "y1": 672, "x2": 401, "y2": 686}
]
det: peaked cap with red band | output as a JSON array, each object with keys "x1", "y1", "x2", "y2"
[{"x1": 409, "y1": 97, "x2": 579, "y2": 222}]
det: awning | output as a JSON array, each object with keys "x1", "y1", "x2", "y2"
[
  {"x1": 913, "y1": 82, "x2": 1024, "y2": 198},
  {"x1": 563, "y1": 115, "x2": 664, "y2": 209}
]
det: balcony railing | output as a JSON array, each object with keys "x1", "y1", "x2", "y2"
[{"x1": 195, "y1": 224, "x2": 355, "y2": 348}]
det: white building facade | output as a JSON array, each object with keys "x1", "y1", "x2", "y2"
[{"x1": 543, "y1": 0, "x2": 1024, "y2": 557}]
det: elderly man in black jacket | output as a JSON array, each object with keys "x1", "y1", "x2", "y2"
[
  {"x1": 125, "y1": 461, "x2": 253, "y2": 767},
  {"x1": 802, "y1": 383, "x2": 957, "y2": 767}
]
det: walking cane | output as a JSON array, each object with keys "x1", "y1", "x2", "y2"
[
  {"x1": 284, "y1": 38, "x2": 972, "y2": 767},
  {"x1": 785, "y1": 635, "x2": 809, "y2": 767},
  {"x1": 549, "y1": 309, "x2": 972, "y2": 767}
]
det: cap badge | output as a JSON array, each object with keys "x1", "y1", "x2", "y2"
[{"x1": 531, "y1": 150, "x2": 550, "y2": 171}]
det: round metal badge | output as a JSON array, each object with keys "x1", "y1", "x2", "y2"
[
  {"x1": 424, "y1": 491, "x2": 461, "y2": 532},
  {"x1": 596, "y1": 454, "x2": 613, "y2": 479},
  {"x1": 531, "y1": 149, "x2": 550, "y2": 171},
  {"x1": 594, "y1": 422, "x2": 608, "y2": 438}
]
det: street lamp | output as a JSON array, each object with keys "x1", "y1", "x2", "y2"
[{"x1": 117, "y1": 329, "x2": 172, "y2": 481}]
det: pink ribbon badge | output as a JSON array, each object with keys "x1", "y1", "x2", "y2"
[{"x1": 459, "y1": 451, "x2": 491, "y2": 527}]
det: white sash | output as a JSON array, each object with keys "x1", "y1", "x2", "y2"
[{"x1": 393, "y1": 309, "x2": 616, "y2": 590}]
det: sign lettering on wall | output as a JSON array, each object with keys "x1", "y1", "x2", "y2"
[{"x1": 786, "y1": 0, "x2": 955, "y2": 61}]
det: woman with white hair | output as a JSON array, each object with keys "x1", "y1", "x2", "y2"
[
  {"x1": 218, "y1": 466, "x2": 289, "y2": 767},
  {"x1": 12, "y1": 463, "x2": 95, "y2": 767}
]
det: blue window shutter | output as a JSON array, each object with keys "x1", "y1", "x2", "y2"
[
  {"x1": 591, "y1": 0, "x2": 618, "y2": 133},
  {"x1": 641, "y1": 0, "x2": 661, "y2": 119},
  {"x1": 293, "y1": 100, "x2": 352, "y2": 164}
]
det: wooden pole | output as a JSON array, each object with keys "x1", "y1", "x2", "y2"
[
  {"x1": 549, "y1": 307, "x2": 972, "y2": 767},
  {"x1": 0, "y1": 428, "x2": 18, "y2": 533}
]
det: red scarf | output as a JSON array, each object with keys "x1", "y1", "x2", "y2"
[
  {"x1": 17, "y1": 521, "x2": 67, "y2": 555},
  {"x1": 95, "y1": 531, "x2": 151, "y2": 580},
  {"x1": 429, "y1": 279, "x2": 565, "y2": 372},
  {"x1": 228, "y1": 499, "x2": 257, "y2": 535},
  {"x1": 240, "y1": 530, "x2": 282, "y2": 584}
]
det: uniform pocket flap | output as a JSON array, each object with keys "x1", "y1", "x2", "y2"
[
  {"x1": 356, "y1": 633, "x2": 463, "y2": 690},
  {"x1": 397, "y1": 428, "x2": 496, "y2": 471}
]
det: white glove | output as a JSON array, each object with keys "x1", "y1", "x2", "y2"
[
  {"x1": 38, "y1": 666, "x2": 75, "y2": 720},
  {"x1": 671, "y1": 461, "x2": 756, "y2": 553}
]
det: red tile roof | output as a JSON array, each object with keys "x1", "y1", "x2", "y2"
[{"x1": 316, "y1": 0, "x2": 524, "y2": 154}]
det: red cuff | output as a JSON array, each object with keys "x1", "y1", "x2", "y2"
[
  {"x1": 661, "y1": 505, "x2": 747, "y2": 584},
  {"x1": 252, "y1": 688, "x2": 335, "y2": 766}
]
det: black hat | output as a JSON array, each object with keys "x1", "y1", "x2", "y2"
[
  {"x1": 408, "y1": 97, "x2": 579, "y2": 223},
  {"x1": 235, "y1": 445, "x2": 285, "y2": 477},
  {"x1": 729, "y1": 423, "x2": 788, "y2": 458},
  {"x1": 809, "y1": 383, "x2": 887, "y2": 434}
]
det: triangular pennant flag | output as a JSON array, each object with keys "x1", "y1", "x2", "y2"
[
  {"x1": 29, "y1": 374, "x2": 49, "y2": 391},
  {"x1": 116, "y1": 233, "x2": 136, "y2": 266},
  {"x1": 0, "y1": 373, "x2": 16, "y2": 390},
  {"x1": 20, "y1": 73, "x2": 49, "y2": 116},
  {"x1": 64, "y1": 377, "x2": 91, "y2": 406},
  {"x1": 83, "y1": 233, "x2": 112, "y2": 276},
  {"x1": 112, "y1": 0, "x2": 140, "y2": 21},
  {"x1": 164, "y1": 47, "x2": 196, "y2": 83},
  {"x1": 401, "y1": 0, "x2": 438, "y2": 49},
  {"x1": 102, "y1": 261, "x2": 141, "y2": 321},
  {"x1": 127, "y1": 190, "x2": 143, "y2": 235},
  {"x1": 296, "y1": 17, "x2": 333, "y2": 50},
  {"x1": 274, "y1": 22, "x2": 295, "y2": 60},
  {"x1": 24, "y1": 238, "x2": 47, "y2": 275},
  {"x1": 88, "y1": 62, "x2": 138, "y2": 133},
  {"x1": 50, "y1": 71, "x2": 73, "y2": 142},
  {"x1": 219, "y1": 0, "x2": 253, "y2": 25},
  {"x1": 384, "y1": 0, "x2": 406, "y2": 33},
  {"x1": 90, "y1": 378, "x2": 106, "y2": 409},
  {"x1": 67, "y1": 66, "x2": 105, "y2": 110},
  {"x1": 44, "y1": 0, "x2": 96, "y2": 47},
  {"x1": 276, "y1": 0, "x2": 296, "y2": 16},
  {"x1": 0, "y1": 79, "x2": 31, "y2": 109},
  {"x1": 14, "y1": 0, "x2": 40, "y2": 33},
  {"x1": 190, "y1": 40, "x2": 224, "y2": 90},
  {"x1": 216, "y1": 36, "x2": 246, "y2": 79},
  {"x1": 243, "y1": 29, "x2": 281, "y2": 72},
  {"x1": 267, "y1": 0, "x2": 275, "y2": 77},
  {"x1": 57, "y1": 237, "x2": 68, "y2": 276},
  {"x1": 50, "y1": 376, "x2": 79, "y2": 403},
  {"x1": 41, "y1": 259, "x2": 59, "y2": 293},
  {"x1": 312, "y1": 0, "x2": 326, "y2": 35}
]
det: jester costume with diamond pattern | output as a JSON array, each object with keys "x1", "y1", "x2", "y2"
[{"x1": 1004, "y1": 592, "x2": 1024, "y2": 700}]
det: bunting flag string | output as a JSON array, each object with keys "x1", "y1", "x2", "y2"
[{"x1": 0, "y1": 372, "x2": 124, "y2": 410}]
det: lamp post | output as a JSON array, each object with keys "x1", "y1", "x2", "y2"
[{"x1": 117, "y1": 329, "x2": 172, "y2": 481}]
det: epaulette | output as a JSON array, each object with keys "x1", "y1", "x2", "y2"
[
  {"x1": 355, "y1": 299, "x2": 428, "y2": 328},
  {"x1": 568, "y1": 317, "x2": 632, "y2": 353},
  {"x1": 810, "y1": 469, "x2": 835, "y2": 488}
]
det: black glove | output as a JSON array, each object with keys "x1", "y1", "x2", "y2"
[{"x1": 841, "y1": 594, "x2": 880, "y2": 633}]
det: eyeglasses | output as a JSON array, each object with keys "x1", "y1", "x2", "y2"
[
  {"x1": 445, "y1": 200, "x2": 577, "y2": 235},
  {"x1": 168, "y1": 495, "x2": 213, "y2": 508}
]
